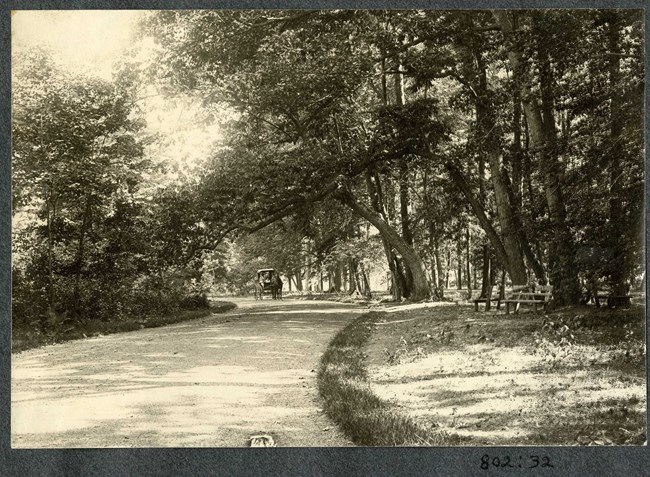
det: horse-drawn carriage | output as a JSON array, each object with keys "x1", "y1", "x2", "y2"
[{"x1": 254, "y1": 268, "x2": 283, "y2": 300}]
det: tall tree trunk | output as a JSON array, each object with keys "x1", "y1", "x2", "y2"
[
  {"x1": 476, "y1": 97, "x2": 492, "y2": 300},
  {"x1": 434, "y1": 237, "x2": 444, "y2": 292},
  {"x1": 72, "y1": 194, "x2": 92, "y2": 318},
  {"x1": 537, "y1": 26, "x2": 581, "y2": 304},
  {"x1": 399, "y1": 158, "x2": 414, "y2": 294},
  {"x1": 466, "y1": 227, "x2": 472, "y2": 298},
  {"x1": 493, "y1": 10, "x2": 581, "y2": 305},
  {"x1": 304, "y1": 242, "x2": 312, "y2": 291},
  {"x1": 386, "y1": 243, "x2": 403, "y2": 300},
  {"x1": 485, "y1": 147, "x2": 528, "y2": 286},
  {"x1": 429, "y1": 226, "x2": 443, "y2": 299},
  {"x1": 430, "y1": 253, "x2": 438, "y2": 292},
  {"x1": 511, "y1": 84, "x2": 547, "y2": 283},
  {"x1": 366, "y1": 169, "x2": 404, "y2": 300},
  {"x1": 394, "y1": 58, "x2": 415, "y2": 296},
  {"x1": 522, "y1": 128, "x2": 547, "y2": 270},
  {"x1": 476, "y1": 111, "x2": 491, "y2": 300},
  {"x1": 445, "y1": 247, "x2": 451, "y2": 289},
  {"x1": 334, "y1": 184, "x2": 430, "y2": 301},
  {"x1": 397, "y1": 154, "x2": 411, "y2": 243},
  {"x1": 294, "y1": 269, "x2": 303, "y2": 291},
  {"x1": 456, "y1": 240, "x2": 462, "y2": 290},
  {"x1": 347, "y1": 259, "x2": 355, "y2": 293},
  {"x1": 375, "y1": 58, "x2": 405, "y2": 300},
  {"x1": 512, "y1": 89, "x2": 523, "y2": 206},
  {"x1": 503, "y1": 169, "x2": 548, "y2": 283},
  {"x1": 480, "y1": 246, "x2": 491, "y2": 298},
  {"x1": 473, "y1": 260, "x2": 477, "y2": 290},
  {"x1": 359, "y1": 261, "x2": 371, "y2": 296},
  {"x1": 424, "y1": 171, "x2": 443, "y2": 300},
  {"x1": 392, "y1": 249, "x2": 409, "y2": 299},
  {"x1": 605, "y1": 11, "x2": 628, "y2": 296},
  {"x1": 333, "y1": 264, "x2": 341, "y2": 292},
  {"x1": 473, "y1": 45, "x2": 528, "y2": 285},
  {"x1": 499, "y1": 270, "x2": 506, "y2": 300},
  {"x1": 381, "y1": 57, "x2": 388, "y2": 105}
]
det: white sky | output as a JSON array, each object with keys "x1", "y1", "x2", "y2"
[
  {"x1": 12, "y1": 10, "x2": 146, "y2": 80},
  {"x1": 12, "y1": 10, "x2": 226, "y2": 177}
]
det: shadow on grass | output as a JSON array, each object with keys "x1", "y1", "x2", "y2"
[
  {"x1": 365, "y1": 303, "x2": 646, "y2": 446},
  {"x1": 317, "y1": 311, "x2": 466, "y2": 446}
]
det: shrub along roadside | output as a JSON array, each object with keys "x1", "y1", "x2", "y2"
[
  {"x1": 317, "y1": 311, "x2": 460, "y2": 446},
  {"x1": 12, "y1": 301, "x2": 236, "y2": 353}
]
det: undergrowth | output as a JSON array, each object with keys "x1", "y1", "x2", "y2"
[
  {"x1": 12, "y1": 301, "x2": 237, "y2": 353},
  {"x1": 318, "y1": 311, "x2": 460, "y2": 446}
]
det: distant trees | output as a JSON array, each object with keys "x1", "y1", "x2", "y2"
[{"x1": 12, "y1": 9, "x2": 644, "y2": 329}]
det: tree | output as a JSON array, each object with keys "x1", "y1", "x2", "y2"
[
  {"x1": 12, "y1": 47, "x2": 153, "y2": 323},
  {"x1": 134, "y1": 9, "x2": 643, "y2": 304},
  {"x1": 142, "y1": 10, "x2": 448, "y2": 300},
  {"x1": 491, "y1": 10, "x2": 582, "y2": 305}
]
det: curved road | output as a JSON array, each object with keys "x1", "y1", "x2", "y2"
[{"x1": 12, "y1": 298, "x2": 365, "y2": 447}]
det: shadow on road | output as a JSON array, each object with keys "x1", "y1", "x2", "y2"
[{"x1": 12, "y1": 297, "x2": 359, "y2": 447}]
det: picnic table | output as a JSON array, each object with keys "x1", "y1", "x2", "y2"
[{"x1": 502, "y1": 285, "x2": 553, "y2": 314}]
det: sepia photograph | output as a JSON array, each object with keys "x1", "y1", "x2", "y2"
[{"x1": 9, "y1": 5, "x2": 646, "y2": 457}]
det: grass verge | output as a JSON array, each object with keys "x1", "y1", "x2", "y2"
[
  {"x1": 12, "y1": 301, "x2": 237, "y2": 353},
  {"x1": 318, "y1": 311, "x2": 462, "y2": 446},
  {"x1": 365, "y1": 304, "x2": 646, "y2": 446}
]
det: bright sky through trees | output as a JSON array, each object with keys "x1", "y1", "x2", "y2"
[
  {"x1": 12, "y1": 10, "x2": 225, "y2": 176},
  {"x1": 12, "y1": 10, "x2": 144, "y2": 80}
]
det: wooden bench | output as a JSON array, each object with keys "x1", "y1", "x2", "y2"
[
  {"x1": 473, "y1": 288, "x2": 501, "y2": 311},
  {"x1": 503, "y1": 285, "x2": 553, "y2": 314},
  {"x1": 594, "y1": 290, "x2": 631, "y2": 308}
]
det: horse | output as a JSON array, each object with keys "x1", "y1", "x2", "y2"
[{"x1": 272, "y1": 275, "x2": 283, "y2": 299}]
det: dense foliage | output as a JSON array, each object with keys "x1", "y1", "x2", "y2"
[
  {"x1": 12, "y1": 9, "x2": 644, "y2": 334},
  {"x1": 12, "y1": 48, "x2": 210, "y2": 331},
  {"x1": 143, "y1": 9, "x2": 644, "y2": 303}
]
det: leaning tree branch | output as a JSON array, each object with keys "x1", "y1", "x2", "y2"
[
  {"x1": 233, "y1": 149, "x2": 391, "y2": 236},
  {"x1": 412, "y1": 135, "x2": 513, "y2": 273},
  {"x1": 238, "y1": 182, "x2": 340, "y2": 234}
]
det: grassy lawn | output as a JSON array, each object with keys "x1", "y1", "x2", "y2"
[
  {"x1": 12, "y1": 301, "x2": 236, "y2": 353},
  {"x1": 317, "y1": 311, "x2": 464, "y2": 446},
  {"x1": 364, "y1": 302, "x2": 646, "y2": 446}
]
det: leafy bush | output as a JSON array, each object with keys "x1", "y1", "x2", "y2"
[
  {"x1": 178, "y1": 293, "x2": 209, "y2": 309},
  {"x1": 12, "y1": 263, "x2": 212, "y2": 335}
]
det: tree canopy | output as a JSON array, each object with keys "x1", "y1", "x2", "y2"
[{"x1": 12, "y1": 9, "x2": 644, "y2": 329}]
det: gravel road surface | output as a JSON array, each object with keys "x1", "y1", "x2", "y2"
[{"x1": 12, "y1": 298, "x2": 365, "y2": 447}]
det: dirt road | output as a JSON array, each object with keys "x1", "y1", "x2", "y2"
[{"x1": 12, "y1": 298, "x2": 365, "y2": 447}]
